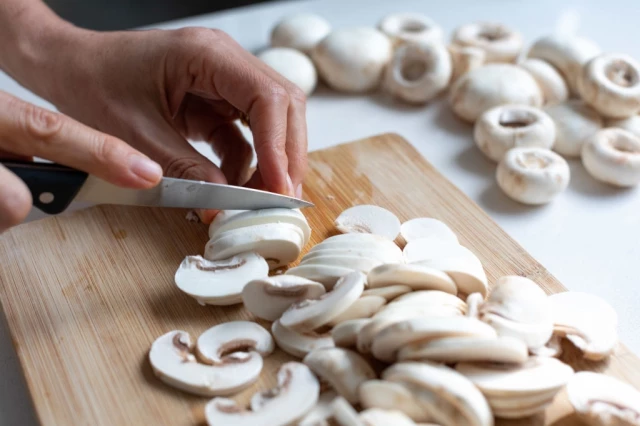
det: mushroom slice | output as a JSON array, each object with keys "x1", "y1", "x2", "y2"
[
  {"x1": 330, "y1": 396, "x2": 364, "y2": 425},
  {"x1": 334, "y1": 205, "x2": 401, "y2": 240},
  {"x1": 452, "y1": 22, "x2": 523, "y2": 63},
  {"x1": 196, "y1": 321, "x2": 274, "y2": 365},
  {"x1": 520, "y1": 58, "x2": 569, "y2": 105},
  {"x1": 481, "y1": 275, "x2": 552, "y2": 324},
  {"x1": 359, "y1": 408, "x2": 417, "y2": 426},
  {"x1": 204, "y1": 362, "x2": 319, "y2": 425},
  {"x1": 270, "y1": 13, "x2": 331, "y2": 55},
  {"x1": 415, "y1": 257, "x2": 488, "y2": 297},
  {"x1": 304, "y1": 347, "x2": 376, "y2": 404},
  {"x1": 174, "y1": 253, "x2": 269, "y2": 306},
  {"x1": 398, "y1": 336, "x2": 528, "y2": 364},
  {"x1": 271, "y1": 320, "x2": 334, "y2": 358},
  {"x1": 208, "y1": 208, "x2": 311, "y2": 243},
  {"x1": 302, "y1": 247, "x2": 404, "y2": 264},
  {"x1": 205, "y1": 223, "x2": 304, "y2": 269},
  {"x1": 548, "y1": 291, "x2": 618, "y2": 360},
  {"x1": 149, "y1": 330, "x2": 262, "y2": 396},
  {"x1": 378, "y1": 12, "x2": 443, "y2": 46},
  {"x1": 362, "y1": 284, "x2": 412, "y2": 301},
  {"x1": 545, "y1": 99, "x2": 604, "y2": 157},
  {"x1": 465, "y1": 292, "x2": 483, "y2": 319},
  {"x1": 299, "y1": 255, "x2": 383, "y2": 273},
  {"x1": 402, "y1": 239, "x2": 472, "y2": 263},
  {"x1": 258, "y1": 47, "x2": 317, "y2": 96},
  {"x1": 332, "y1": 319, "x2": 370, "y2": 348},
  {"x1": 566, "y1": 372, "x2": 640, "y2": 426},
  {"x1": 297, "y1": 391, "x2": 339, "y2": 426},
  {"x1": 241, "y1": 275, "x2": 326, "y2": 321},
  {"x1": 371, "y1": 316, "x2": 497, "y2": 362},
  {"x1": 582, "y1": 128, "x2": 640, "y2": 187},
  {"x1": 400, "y1": 217, "x2": 458, "y2": 244},
  {"x1": 328, "y1": 296, "x2": 386, "y2": 326},
  {"x1": 285, "y1": 264, "x2": 355, "y2": 290},
  {"x1": 368, "y1": 263, "x2": 457, "y2": 294},
  {"x1": 359, "y1": 380, "x2": 432, "y2": 422},
  {"x1": 280, "y1": 271, "x2": 366, "y2": 332},
  {"x1": 496, "y1": 147, "x2": 570, "y2": 205},
  {"x1": 449, "y1": 44, "x2": 486, "y2": 83},
  {"x1": 391, "y1": 289, "x2": 466, "y2": 310},
  {"x1": 312, "y1": 232, "x2": 403, "y2": 251}
]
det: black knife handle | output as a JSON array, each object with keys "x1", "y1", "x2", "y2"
[{"x1": 1, "y1": 160, "x2": 88, "y2": 214}]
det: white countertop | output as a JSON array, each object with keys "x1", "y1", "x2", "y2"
[{"x1": 1, "y1": 0, "x2": 639, "y2": 423}]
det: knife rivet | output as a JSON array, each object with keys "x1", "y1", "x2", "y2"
[{"x1": 39, "y1": 192, "x2": 55, "y2": 204}]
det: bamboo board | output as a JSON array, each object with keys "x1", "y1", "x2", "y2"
[{"x1": 0, "y1": 133, "x2": 637, "y2": 426}]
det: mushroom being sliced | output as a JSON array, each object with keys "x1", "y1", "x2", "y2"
[
  {"x1": 299, "y1": 255, "x2": 383, "y2": 273},
  {"x1": 196, "y1": 321, "x2": 274, "y2": 364},
  {"x1": 271, "y1": 320, "x2": 334, "y2": 358},
  {"x1": 285, "y1": 264, "x2": 355, "y2": 290},
  {"x1": 334, "y1": 205, "x2": 401, "y2": 240},
  {"x1": 332, "y1": 319, "x2": 371, "y2": 348},
  {"x1": 367, "y1": 263, "x2": 457, "y2": 294},
  {"x1": 362, "y1": 284, "x2": 412, "y2": 301},
  {"x1": 149, "y1": 330, "x2": 263, "y2": 396},
  {"x1": 398, "y1": 336, "x2": 528, "y2": 364},
  {"x1": 359, "y1": 408, "x2": 417, "y2": 426},
  {"x1": 359, "y1": 380, "x2": 432, "y2": 422},
  {"x1": 399, "y1": 218, "x2": 458, "y2": 244},
  {"x1": 204, "y1": 362, "x2": 319, "y2": 426},
  {"x1": 174, "y1": 253, "x2": 269, "y2": 306},
  {"x1": 208, "y1": 208, "x2": 311, "y2": 243},
  {"x1": 327, "y1": 295, "x2": 386, "y2": 326},
  {"x1": 241, "y1": 275, "x2": 326, "y2": 321}
]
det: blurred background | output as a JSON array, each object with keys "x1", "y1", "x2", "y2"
[{"x1": 44, "y1": 0, "x2": 274, "y2": 30}]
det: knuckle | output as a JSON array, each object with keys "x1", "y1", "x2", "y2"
[
  {"x1": 265, "y1": 84, "x2": 290, "y2": 105},
  {"x1": 288, "y1": 85, "x2": 307, "y2": 105},
  {"x1": 91, "y1": 134, "x2": 121, "y2": 165},
  {"x1": 1, "y1": 186, "x2": 32, "y2": 229},
  {"x1": 172, "y1": 27, "x2": 228, "y2": 49},
  {"x1": 19, "y1": 103, "x2": 63, "y2": 141},
  {"x1": 164, "y1": 157, "x2": 204, "y2": 181}
]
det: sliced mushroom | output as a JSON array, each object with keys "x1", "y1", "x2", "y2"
[
  {"x1": 383, "y1": 41, "x2": 452, "y2": 104},
  {"x1": 359, "y1": 380, "x2": 432, "y2": 422},
  {"x1": 271, "y1": 319, "x2": 334, "y2": 358},
  {"x1": 449, "y1": 63, "x2": 542, "y2": 123},
  {"x1": 448, "y1": 44, "x2": 486, "y2": 83},
  {"x1": 496, "y1": 147, "x2": 570, "y2": 205},
  {"x1": 332, "y1": 319, "x2": 371, "y2": 348},
  {"x1": 208, "y1": 208, "x2": 311, "y2": 243},
  {"x1": 309, "y1": 233, "x2": 403, "y2": 255},
  {"x1": 302, "y1": 246, "x2": 404, "y2": 264},
  {"x1": 313, "y1": 27, "x2": 393, "y2": 93},
  {"x1": 299, "y1": 255, "x2": 383, "y2": 273},
  {"x1": 581, "y1": 128, "x2": 640, "y2": 187},
  {"x1": 205, "y1": 223, "x2": 304, "y2": 269},
  {"x1": 304, "y1": 347, "x2": 376, "y2": 404},
  {"x1": 174, "y1": 253, "x2": 269, "y2": 306},
  {"x1": 519, "y1": 58, "x2": 569, "y2": 105},
  {"x1": 297, "y1": 391, "x2": 339, "y2": 426},
  {"x1": 474, "y1": 104, "x2": 556, "y2": 162},
  {"x1": 196, "y1": 321, "x2": 274, "y2": 364},
  {"x1": 280, "y1": 271, "x2": 366, "y2": 332},
  {"x1": 400, "y1": 217, "x2": 458, "y2": 244},
  {"x1": 362, "y1": 284, "x2": 412, "y2": 301},
  {"x1": 413, "y1": 255, "x2": 488, "y2": 297},
  {"x1": 359, "y1": 408, "x2": 417, "y2": 426},
  {"x1": 285, "y1": 264, "x2": 355, "y2": 290},
  {"x1": 149, "y1": 330, "x2": 262, "y2": 396},
  {"x1": 258, "y1": 47, "x2": 318, "y2": 96},
  {"x1": 606, "y1": 115, "x2": 640, "y2": 138},
  {"x1": 330, "y1": 396, "x2": 364, "y2": 425},
  {"x1": 204, "y1": 362, "x2": 319, "y2": 425},
  {"x1": 270, "y1": 13, "x2": 331, "y2": 54},
  {"x1": 367, "y1": 263, "x2": 457, "y2": 294},
  {"x1": 378, "y1": 13, "x2": 443, "y2": 46},
  {"x1": 242, "y1": 275, "x2": 326, "y2": 321},
  {"x1": 545, "y1": 100, "x2": 603, "y2": 157},
  {"x1": 334, "y1": 205, "x2": 401, "y2": 240},
  {"x1": 390, "y1": 290, "x2": 467, "y2": 312},
  {"x1": 566, "y1": 372, "x2": 640, "y2": 426},
  {"x1": 548, "y1": 291, "x2": 618, "y2": 360},
  {"x1": 328, "y1": 295, "x2": 386, "y2": 326},
  {"x1": 465, "y1": 292, "x2": 483, "y2": 319},
  {"x1": 402, "y1": 238, "x2": 471, "y2": 263},
  {"x1": 398, "y1": 336, "x2": 528, "y2": 364},
  {"x1": 452, "y1": 22, "x2": 523, "y2": 63}
]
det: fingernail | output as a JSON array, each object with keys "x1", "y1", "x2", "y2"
[
  {"x1": 295, "y1": 184, "x2": 303, "y2": 198},
  {"x1": 129, "y1": 155, "x2": 163, "y2": 183},
  {"x1": 286, "y1": 174, "x2": 295, "y2": 196}
]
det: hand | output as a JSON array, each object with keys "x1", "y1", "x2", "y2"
[{"x1": 0, "y1": 90, "x2": 162, "y2": 233}]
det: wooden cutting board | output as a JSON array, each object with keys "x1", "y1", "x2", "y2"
[{"x1": 0, "y1": 133, "x2": 638, "y2": 426}]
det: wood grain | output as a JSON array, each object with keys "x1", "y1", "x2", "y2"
[{"x1": 0, "y1": 133, "x2": 637, "y2": 426}]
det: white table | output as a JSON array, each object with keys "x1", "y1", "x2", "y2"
[{"x1": 2, "y1": 0, "x2": 639, "y2": 423}]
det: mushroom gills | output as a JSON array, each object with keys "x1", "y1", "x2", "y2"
[{"x1": 196, "y1": 321, "x2": 274, "y2": 365}]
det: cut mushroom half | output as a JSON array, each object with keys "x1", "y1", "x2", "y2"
[
  {"x1": 399, "y1": 217, "x2": 458, "y2": 244},
  {"x1": 378, "y1": 13, "x2": 443, "y2": 46},
  {"x1": 367, "y1": 263, "x2": 457, "y2": 294},
  {"x1": 398, "y1": 336, "x2": 528, "y2": 365},
  {"x1": 452, "y1": 22, "x2": 523, "y2": 63},
  {"x1": 334, "y1": 205, "x2": 401, "y2": 240},
  {"x1": 174, "y1": 253, "x2": 269, "y2": 306},
  {"x1": 271, "y1": 320, "x2": 334, "y2": 358},
  {"x1": 208, "y1": 208, "x2": 311, "y2": 243},
  {"x1": 519, "y1": 58, "x2": 569, "y2": 105},
  {"x1": 581, "y1": 128, "x2": 640, "y2": 187},
  {"x1": 328, "y1": 295, "x2": 386, "y2": 326},
  {"x1": 204, "y1": 362, "x2": 320, "y2": 425},
  {"x1": 545, "y1": 99, "x2": 603, "y2": 157},
  {"x1": 149, "y1": 330, "x2": 263, "y2": 396},
  {"x1": 359, "y1": 380, "x2": 431, "y2": 422},
  {"x1": 332, "y1": 319, "x2": 371, "y2": 348},
  {"x1": 196, "y1": 321, "x2": 274, "y2": 365}
]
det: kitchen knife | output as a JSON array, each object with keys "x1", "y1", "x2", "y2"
[{"x1": 3, "y1": 160, "x2": 313, "y2": 215}]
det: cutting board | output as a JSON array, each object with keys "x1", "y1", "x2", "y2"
[{"x1": 0, "y1": 133, "x2": 638, "y2": 426}]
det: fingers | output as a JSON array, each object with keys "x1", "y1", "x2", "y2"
[
  {"x1": 0, "y1": 164, "x2": 32, "y2": 233},
  {"x1": 0, "y1": 91, "x2": 162, "y2": 189}
]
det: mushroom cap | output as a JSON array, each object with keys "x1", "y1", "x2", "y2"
[
  {"x1": 285, "y1": 264, "x2": 355, "y2": 290},
  {"x1": 334, "y1": 205, "x2": 400, "y2": 240},
  {"x1": 545, "y1": 99, "x2": 603, "y2": 157},
  {"x1": 383, "y1": 40, "x2": 452, "y2": 104},
  {"x1": 242, "y1": 275, "x2": 326, "y2": 321},
  {"x1": 519, "y1": 58, "x2": 569, "y2": 105},
  {"x1": 367, "y1": 263, "x2": 457, "y2": 294},
  {"x1": 359, "y1": 408, "x2": 417, "y2": 426},
  {"x1": 280, "y1": 271, "x2": 366, "y2": 332},
  {"x1": 496, "y1": 146, "x2": 570, "y2": 205},
  {"x1": 398, "y1": 336, "x2": 528, "y2": 364},
  {"x1": 606, "y1": 115, "x2": 640, "y2": 138},
  {"x1": 204, "y1": 362, "x2": 320, "y2": 425},
  {"x1": 196, "y1": 321, "x2": 274, "y2": 365},
  {"x1": 299, "y1": 254, "x2": 383, "y2": 273},
  {"x1": 400, "y1": 217, "x2": 458, "y2": 244},
  {"x1": 258, "y1": 47, "x2": 318, "y2": 96},
  {"x1": 332, "y1": 318, "x2": 371, "y2": 348},
  {"x1": 312, "y1": 27, "x2": 393, "y2": 93},
  {"x1": 362, "y1": 284, "x2": 412, "y2": 301},
  {"x1": 482, "y1": 276, "x2": 551, "y2": 325},
  {"x1": 174, "y1": 253, "x2": 269, "y2": 306},
  {"x1": 449, "y1": 63, "x2": 542, "y2": 123},
  {"x1": 149, "y1": 330, "x2": 263, "y2": 397},
  {"x1": 208, "y1": 208, "x2": 311, "y2": 243},
  {"x1": 581, "y1": 128, "x2": 640, "y2": 187},
  {"x1": 304, "y1": 347, "x2": 376, "y2": 404},
  {"x1": 448, "y1": 44, "x2": 486, "y2": 83},
  {"x1": 549, "y1": 291, "x2": 618, "y2": 360},
  {"x1": 270, "y1": 13, "x2": 331, "y2": 54},
  {"x1": 327, "y1": 295, "x2": 386, "y2": 326},
  {"x1": 378, "y1": 12, "x2": 443, "y2": 46},
  {"x1": 474, "y1": 104, "x2": 556, "y2": 162},
  {"x1": 452, "y1": 22, "x2": 523, "y2": 63},
  {"x1": 359, "y1": 380, "x2": 431, "y2": 422},
  {"x1": 302, "y1": 246, "x2": 404, "y2": 264},
  {"x1": 271, "y1": 320, "x2": 334, "y2": 359}
]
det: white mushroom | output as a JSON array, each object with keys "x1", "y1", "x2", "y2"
[
  {"x1": 299, "y1": 255, "x2": 383, "y2": 273},
  {"x1": 399, "y1": 217, "x2": 458, "y2": 244},
  {"x1": 606, "y1": 115, "x2": 640, "y2": 138},
  {"x1": 545, "y1": 100, "x2": 603, "y2": 157},
  {"x1": 327, "y1": 295, "x2": 386, "y2": 326},
  {"x1": 270, "y1": 13, "x2": 331, "y2": 55},
  {"x1": 367, "y1": 263, "x2": 457, "y2": 294},
  {"x1": 527, "y1": 34, "x2": 601, "y2": 95},
  {"x1": 308, "y1": 233, "x2": 403, "y2": 257},
  {"x1": 449, "y1": 63, "x2": 543, "y2": 122},
  {"x1": 581, "y1": 128, "x2": 640, "y2": 187},
  {"x1": 452, "y1": 22, "x2": 523, "y2": 63},
  {"x1": 496, "y1": 147, "x2": 570, "y2": 205},
  {"x1": 280, "y1": 271, "x2": 365, "y2": 332},
  {"x1": 465, "y1": 292, "x2": 483, "y2": 319},
  {"x1": 359, "y1": 408, "x2": 417, "y2": 426},
  {"x1": 271, "y1": 320, "x2": 334, "y2": 358},
  {"x1": 196, "y1": 321, "x2": 274, "y2": 364},
  {"x1": 302, "y1": 246, "x2": 404, "y2": 264},
  {"x1": 285, "y1": 264, "x2": 356, "y2": 290},
  {"x1": 312, "y1": 27, "x2": 393, "y2": 93},
  {"x1": 297, "y1": 391, "x2": 339, "y2": 426},
  {"x1": 328, "y1": 396, "x2": 363, "y2": 425},
  {"x1": 208, "y1": 208, "x2": 311, "y2": 243},
  {"x1": 391, "y1": 290, "x2": 467, "y2": 312},
  {"x1": 548, "y1": 291, "x2": 618, "y2": 360},
  {"x1": 204, "y1": 362, "x2": 319, "y2": 425},
  {"x1": 474, "y1": 104, "x2": 556, "y2": 162},
  {"x1": 519, "y1": 58, "x2": 569, "y2": 105},
  {"x1": 174, "y1": 253, "x2": 269, "y2": 306},
  {"x1": 448, "y1": 44, "x2": 486, "y2": 83},
  {"x1": 334, "y1": 205, "x2": 400, "y2": 240},
  {"x1": 257, "y1": 47, "x2": 318, "y2": 96},
  {"x1": 378, "y1": 13, "x2": 443, "y2": 46},
  {"x1": 566, "y1": 372, "x2": 640, "y2": 426},
  {"x1": 304, "y1": 347, "x2": 376, "y2": 404},
  {"x1": 149, "y1": 330, "x2": 262, "y2": 396},
  {"x1": 359, "y1": 380, "x2": 432, "y2": 422},
  {"x1": 332, "y1": 319, "x2": 371, "y2": 348},
  {"x1": 398, "y1": 336, "x2": 528, "y2": 365},
  {"x1": 242, "y1": 275, "x2": 326, "y2": 321},
  {"x1": 383, "y1": 41, "x2": 452, "y2": 104},
  {"x1": 205, "y1": 223, "x2": 304, "y2": 269},
  {"x1": 362, "y1": 284, "x2": 412, "y2": 301}
]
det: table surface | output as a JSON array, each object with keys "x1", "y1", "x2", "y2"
[{"x1": 1, "y1": 0, "x2": 639, "y2": 424}]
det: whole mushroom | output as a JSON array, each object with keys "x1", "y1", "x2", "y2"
[
  {"x1": 270, "y1": 13, "x2": 331, "y2": 55},
  {"x1": 519, "y1": 58, "x2": 569, "y2": 105},
  {"x1": 378, "y1": 12, "x2": 443, "y2": 46},
  {"x1": 452, "y1": 21, "x2": 523, "y2": 63},
  {"x1": 582, "y1": 128, "x2": 640, "y2": 187},
  {"x1": 545, "y1": 100, "x2": 603, "y2": 157},
  {"x1": 257, "y1": 47, "x2": 318, "y2": 96}
]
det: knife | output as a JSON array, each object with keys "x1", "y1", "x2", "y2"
[{"x1": 3, "y1": 160, "x2": 313, "y2": 215}]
